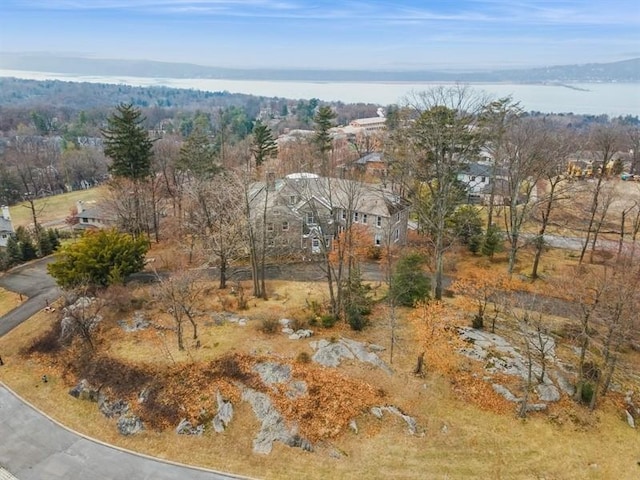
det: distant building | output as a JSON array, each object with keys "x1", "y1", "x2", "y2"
[
  {"x1": 0, "y1": 206, "x2": 14, "y2": 248},
  {"x1": 75, "y1": 201, "x2": 111, "y2": 230},
  {"x1": 249, "y1": 173, "x2": 409, "y2": 256}
]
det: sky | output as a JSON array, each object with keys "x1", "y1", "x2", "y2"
[{"x1": 1, "y1": 0, "x2": 639, "y2": 71}]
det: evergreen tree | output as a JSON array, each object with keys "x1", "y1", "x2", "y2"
[
  {"x1": 102, "y1": 103, "x2": 153, "y2": 181},
  {"x1": 313, "y1": 105, "x2": 336, "y2": 156},
  {"x1": 5, "y1": 235, "x2": 21, "y2": 266},
  {"x1": 449, "y1": 205, "x2": 483, "y2": 253},
  {"x1": 389, "y1": 253, "x2": 431, "y2": 307},
  {"x1": 482, "y1": 224, "x2": 503, "y2": 257},
  {"x1": 178, "y1": 126, "x2": 220, "y2": 179},
  {"x1": 251, "y1": 121, "x2": 278, "y2": 168}
]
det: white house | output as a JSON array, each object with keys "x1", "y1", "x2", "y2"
[{"x1": 0, "y1": 206, "x2": 14, "y2": 248}]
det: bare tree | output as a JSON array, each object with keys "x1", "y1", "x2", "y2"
[
  {"x1": 185, "y1": 172, "x2": 247, "y2": 289},
  {"x1": 499, "y1": 117, "x2": 555, "y2": 274},
  {"x1": 155, "y1": 271, "x2": 204, "y2": 351},
  {"x1": 530, "y1": 128, "x2": 577, "y2": 279},
  {"x1": 579, "y1": 125, "x2": 622, "y2": 263}
]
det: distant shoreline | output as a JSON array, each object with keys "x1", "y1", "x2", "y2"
[{"x1": 1, "y1": 70, "x2": 638, "y2": 115}]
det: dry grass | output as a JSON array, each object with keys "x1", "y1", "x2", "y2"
[
  {"x1": 1, "y1": 269, "x2": 639, "y2": 480},
  {"x1": 0, "y1": 288, "x2": 23, "y2": 316},
  {"x1": 8, "y1": 186, "x2": 106, "y2": 229}
]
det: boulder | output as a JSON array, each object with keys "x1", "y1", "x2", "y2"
[
  {"x1": 118, "y1": 311, "x2": 149, "y2": 332},
  {"x1": 279, "y1": 318, "x2": 292, "y2": 327},
  {"x1": 69, "y1": 379, "x2": 99, "y2": 402},
  {"x1": 212, "y1": 390, "x2": 234, "y2": 433},
  {"x1": 254, "y1": 362, "x2": 292, "y2": 385},
  {"x1": 282, "y1": 327, "x2": 294, "y2": 335},
  {"x1": 117, "y1": 414, "x2": 143, "y2": 436},
  {"x1": 176, "y1": 418, "x2": 204, "y2": 436},
  {"x1": 98, "y1": 393, "x2": 129, "y2": 418},
  {"x1": 242, "y1": 387, "x2": 312, "y2": 454},
  {"x1": 625, "y1": 410, "x2": 636, "y2": 429},
  {"x1": 524, "y1": 403, "x2": 548, "y2": 413},
  {"x1": 536, "y1": 384, "x2": 561, "y2": 403},
  {"x1": 349, "y1": 419, "x2": 358, "y2": 434},
  {"x1": 492, "y1": 384, "x2": 520, "y2": 402},
  {"x1": 554, "y1": 373, "x2": 575, "y2": 396},
  {"x1": 310, "y1": 338, "x2": 392, "y2": 374}
]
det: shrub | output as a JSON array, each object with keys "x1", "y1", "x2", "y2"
[
  {"x1": 346, "y1": 304, "x2": 368, "y2": 331},
  {"x1": 579, "y1": 381, "x2": 595, "y2": 405},
  {"x1": 296, "y1": 351, "x2": 311, "y2": 364},
  {"x1": 321, "y1": 314, "x2": 337, "y2": 328},
  {"x1": 290, "y1": 317, "x2": 308, "y2": 332},
  {"x1": 259, "y1": 317, "x2": 279, "y2": 335}
]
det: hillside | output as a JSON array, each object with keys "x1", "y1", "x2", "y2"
[{"x1": 2, "y1": 53, "x2": 639, "y2": 83}]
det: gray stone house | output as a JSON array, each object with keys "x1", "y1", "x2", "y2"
[{"x1": 249, "y1": 173, "x2": 409, "y2": 256}]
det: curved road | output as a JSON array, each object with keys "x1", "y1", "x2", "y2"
[
  {"x1": 0, "y1": 257, "x2": 62, "y2": 336},
  {"x1": 0, "y1": 259, "x2": 246, "y2": 480}
]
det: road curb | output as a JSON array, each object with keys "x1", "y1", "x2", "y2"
[{"x1": 0, "y1": 381, "x2": 258, "y2": 480}]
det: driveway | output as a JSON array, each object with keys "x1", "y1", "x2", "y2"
[
  {"x1": 0, "y1": 257, "x2": 62, "y2": 337},
  {"x1": 0, "y1": 385, "x2": 245, "y2": 480}
]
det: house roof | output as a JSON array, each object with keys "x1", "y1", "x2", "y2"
[
  {"x1": 459, "y1": 163, "x2": 492, "y2": 177},
  {"x1": 250, "y1": 174, "x2": 407, "y2": 219},
  {"x1": 355, "y1": 152, "x2": 385, "y2": 165},
  {"x1": 0, "y1": 217, "x2": 12, "y2": 233}
]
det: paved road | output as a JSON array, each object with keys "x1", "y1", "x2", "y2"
[
  {"x1": 0, "y1": 385, "x2": 244, "y2": 480},
  {"x1": 0, "y1": 260, "x2": 247, "y2": 480},
  {"x1": 0, "y1": 257, "x2": 62, "y2": 336}
]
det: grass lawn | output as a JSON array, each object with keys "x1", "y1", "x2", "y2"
[
  {"x1": 0, "y1": 288, "x2": 22, "y2": 316},
  {"x1": 0, "y1": 268, "x2": 638, "y2": 480},
  {"x1": 8, "y1": 187, "x2": 106, "y2": 229}
]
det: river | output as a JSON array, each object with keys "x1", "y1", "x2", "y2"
[{"x1": 1, "y1": 69, "x2": 638, "y2": 116}]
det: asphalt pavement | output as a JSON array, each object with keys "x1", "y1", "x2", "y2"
[
  {"x1": 0, "y1": 257, "x2": 62, "y2": 337},
  {"x1": 0, "y1": 385, "x2": 245, "y2": 480},
  {"x1": 0, "y1": 259, "x2": 247, "y2": 480}
]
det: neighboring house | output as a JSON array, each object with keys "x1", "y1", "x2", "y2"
[
  {"x1": 249, "y1": 173, "x2": 409, "y2": 256},
  {"x1": 354, "y1": 152, "x2": 388, "y2": 178},
  {"x1": 457, "y1": 163, "x2": 492, "y2": 194},
  {"x1": 75, "y1": 201, "x2": 111, "y2": 230},
  {"x1": 348, "y1": 116, "x2": 387, "y2": 132},
  {"x1": 0, "y1": 206, "x2": 14, "y2": 248}
]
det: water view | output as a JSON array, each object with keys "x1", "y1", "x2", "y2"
[{"x1": 1, "y1": 69, "x2": 638, "y2": 116}]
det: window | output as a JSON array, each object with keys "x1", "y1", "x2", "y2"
[
  {"x1": 394, "y1": 228, "x2": 400, "y2": 242},
  {"x1": 471, "y1": 175, "x2": 476, "y2": 182},
  {"x1": 353, "y1": 212, "x2": 359, "y2": 223},
  {"x1": 362, "y1": 214, "x2": 368, "y2": 224},
  {"x1": 268, "y1": 238, "x2": 275, "y2": 246},
  {"x1": 481, "y1": 176, "x2": 487, "y2": 182},
  {"x1": 341, "y1": 209, "x2": 346, "y2": 220},
  {"x1": 282, "y1": 221, "x2": 289, "y2": 231},
  {"x1": 374, "y1": 234, "x2": 381, "y2": 246},
  {"x1": 267, "y1": 223, "x2": 274, "y2": 232},
  {"x1": 305, "y1": 212, "x2": 315, "y2": 224},
  {"x1": 82, "y1": 217, "x2": 88, "y2": 223},
  {"x1": 376, "y1": 216, "x2": 382, "y2": 227},
  {"x1": 289, "y1": 195, "x2": 297, "y2": 205}
]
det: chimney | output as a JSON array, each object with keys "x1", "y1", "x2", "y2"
[
  {"x1": 76, "y1": 201, "x2": 84, "y2": 214},
  {"x1": 266, "y1": 172, "x2": 276, "y2": 191},
  {"x1": 1, "y1": 206, "x2": 10, "y2": 221}
]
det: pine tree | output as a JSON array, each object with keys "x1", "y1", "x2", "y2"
[
  {"x1": 389, "y1": 253, "x2": 431, "y2": 307},
  {"x1": 482, "y1": 224, "x2": 503, "y2": 257},
  {"x1": 178, "y1": 126, "x2": 220, "y2": 178},
  {"x1": 313, "y1": 105, "x2": 336, "y2": 156},
  {"x1": 102, "y1": 103, "x2": 153, "y2": 181},
  {"x1": 251, "y1": 121, "x2": 278, "y2": 168}
]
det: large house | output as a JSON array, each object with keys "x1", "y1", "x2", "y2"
[
  {"x1": 0, "y1": 206, "x2": 14, "y2": 248},
  {"x1": 249, "y1": 173, "x2": 409, "y2": 256}
]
